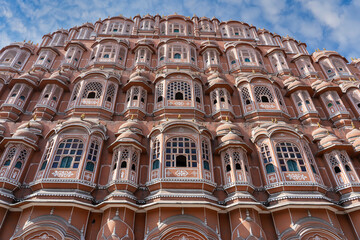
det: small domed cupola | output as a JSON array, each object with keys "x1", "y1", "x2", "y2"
[
  {"x1": 116, "y1": 119, "x2": 144, "y2": 136},
  {"x1": 2, "y1": 119, "x2": 43, "y2": 150},
  {"x1": 312, "y1": 125, "x2": 353, "y2": 155},
  {"x1": 215, "y1": 121, "x2": 242, "y2": 137}
]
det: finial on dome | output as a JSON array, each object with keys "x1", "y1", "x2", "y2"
[
  {"x1": 131, "y1": 114, "x2": 134, "y2": 120},
  {"x1": 317, "y1": 122, "x2": 321, "y2": 128},
  {"x1": 166, "y1": 117, "x2": 169, "y2": 121},
  {"x1": 178, "y1": 114, "x2": 181, "y2": 119},
  {"x1": 252, "y1": 70, "x2": 255, "y2": 74},
  {"x1": 32, "y1": 114, "x2": 37, "y2": 121},
  {"x1": 100, "y1": 66, "x2": 104, "y2": 70},
  {"x1": 225, "y1": 116, "x2": 228, "y2": 122},
  {"x1": 352, "y1": 122, "x2": 355, "y2": 129},
  {"x1": 351, "y1": 57, "x2": 354, "y2": 61},
  {"x1": 80, "y1": 113, "x2": 85, "y2": 120},
  {"x1": 323, "y1": 48, "x2": 326, "y2": 50}
]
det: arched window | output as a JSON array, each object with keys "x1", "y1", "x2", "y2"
[
  {"x1": 60, "y1": 156, "x2": 73, "y2": 168},
  {"x1": 334, "y1": 166, "x2": 341, "y2": 173},
  {"x1": 0, "y1": 50, "x2": 16, "y2": 63},
  {"x1": 287, "y1": 160, "x2": 298, "y2": 172},
  {"x1": 228, "y1": 50, "x2": 237, "y2": 66},
  {"x1": 167, "y1": 81, "x2": 192, "y2": 100},
  {"x1": 201, "y1": 140, "x2": 210, "y2": 171},
  {"x1": 224, "y1": 153, "x2": 231, "y2": 172},
  {"x1": 241, "y1": 87, "x2": 252, "y2": 105},
  {"x1": 276, "y1": 142, "x2": 306, "y2": 172},
  {"x1": 39, "y1": 140, "x2": 54, "y2": 171},
  {"x1": 119, "y1": 149, "x2": 129, "y2": 169},
  {"x1": 85, "y1": 162, "x2": 95, "y2": 172},
  {"x1": 52, "y1": 138, "x2": 84, "y2": 169},
  {"x1": 254, "y1": 86, "x2": 274, "y2": 103},
  {"x1": 152, "y1": 139, "x2": 160, "y2": 170},
  {"x1": 82, "y1": 82, "x2": 103, "y2": 99},
  {"x1": 14, "y1": 161, "x2": 22, "y2": 169},
  {"x1": 105, "y1": 84, "x2": 116, "y2": 103},
  {"x1": 175, "y1": 92, "x2": 183, "y2": 100},
  {"x1": 165, "y1": 137, "x2": 197, "y2": 168},
  {"x1": 156, "y1": 83, "x2": 164, "y2": 103},
  {"x1": 195, "y1": 83, "x2": 201, "y2": 103},
  {"x1": 176, "y1": 155, "x2": 187, "y2": 167},
  {"x1": 131, "y1": 152, "x2": 138, "y2": 172},
  {"x1": 260, "y1": 143, "x2": 272, "y2": 164},
  {"x1": 2, "y1": 147, "x2": 16, "y2": 167},
  {"x1": 311, "y1": 164, "x2": 317, "y2": 174},
  {"x1": 120, "y1": 161, "x2": 127, "y2": 168},
  {"x1": 153, "y1": 160, "x2": 160, "y2": 170},
  {"x1": 266, "y1": 163, "x2": 275, "y2": 174},
  {"x1": 345, "y1": 164, "x2": 351, "y2": 171},
  {"x1": 70, "y1": 83, "x2": 81, "y2": 102},
  {"x1": 16, "y1": 149, "x2": 28, "y2": 167},
  {"x1": 85, "y1": 140, "x2": 99, "y2": 172},
  {"x1": 40, "y1": 161, "x2": 47, "y2": 170},
  {"x1": 174, "y1": 53, "x2": 181, "y2": 59},
  {"x1": 233, "y1": 152, "x2": 241, "y2": 170}
]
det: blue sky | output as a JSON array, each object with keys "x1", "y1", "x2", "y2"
[{"x1": 1, "y1": 0, "x2": 359, "y2": 60}]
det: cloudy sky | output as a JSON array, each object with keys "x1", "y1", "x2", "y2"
[{"x1": 0, "y1": 0, "x2": 359, "y2": 60}]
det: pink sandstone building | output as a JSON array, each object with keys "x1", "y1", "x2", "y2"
[{"x1": 1, "y1": 13, "x2": 360, "y2": 239}]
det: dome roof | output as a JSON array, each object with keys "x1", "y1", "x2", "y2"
[
  {"x1": 346, "y1": 128, "x2": 360, "y2": 144},
  {"x1": 129, "y1": 70, "x2": 148, "y2": 82},
  {"x1": 12, "y1": 120, "x2": 43, "y2": 143},
  {"x1": 353, "y1": 137, "x2": 360, "y2": 151},
  {"x1": 98, "y1": 214, "x2": 133, "y2": 239},
  {"x1": 117, "y1": 129, "x2": 141, "y2": 142},
  {"x1": 220, "y1": 131, "x2": 243, "y2": 143},
  {"x1": 117, "y1": 120, "x2": 143, "y2": 135},
  {"x1": 18, "y1": 120, "x2": 43, "y2": 132},
  {"x1": 319, "y1": 134, "x2": 342, "y2": 149},
  {"x1": 216, "y1": 121, "x2": 241, "y2": 136},
  {"x1": 312, "y1": 126, "x2": 329, "y2": 141}
]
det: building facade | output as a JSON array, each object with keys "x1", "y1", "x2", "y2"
[{"x1": 0, "y1": 13, "x2": 360, "y2": 240}]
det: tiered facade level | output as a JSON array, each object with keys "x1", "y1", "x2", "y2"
[{"x1": 1, "y1": 13, "x2": 360, "y2": 240}]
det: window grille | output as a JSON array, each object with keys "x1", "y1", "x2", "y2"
[
  {"x1": 40, "y1": 140, "x2": 54, "y2": 171},
  {"x1": 276, "y1": 142, "x2": 306, "y2": 172},
  {"x1": 167, "y1": 81, "x2": 191, "y2": 100},
  {"x1": 201, "y1": 140, "x2": 210, "y2": 170},
  {"x1": 3, "y1": 147, "x2": 16, "y2": 166},
  {"x1": 152, "y1": 139, "x2": 160, "y2": 169},
  {"x1": 195, "y1": 83, "x2": 201, "y2": 103},
  {"x1": 156, "y1": 83, "x2": 163, "y2": 102},
  {"x1": 260, "y1": 144, "x2": 272, "y2": 164},
  {"x1": 254, "y1": 86, "x2": 274, "y2": 103},
  {"x1": 82, "y1": 82, "x2": 103, "y2": 99},
  {"x1": 241, "y1": 87, "x2": 251, "y2": 105},
  {"x1": 224, "y1": 153, "x2": 231, "y2": 172},
  {"x1": 52, "y1": 138, "x2": 84, "y2": 169},
  {"x1": 85, "y1": 140, "x2": 99, "y2": 172},
  {"x1": 105, "y1": 84, "x2": 116, "y2": 102},
  {"x1": 165, "y1": 137, "x2": 197, "y2": 168}
]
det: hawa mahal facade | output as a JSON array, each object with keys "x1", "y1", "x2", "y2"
[{"x1": 1, "y1": 13, "x2": 360, "y2": 240}]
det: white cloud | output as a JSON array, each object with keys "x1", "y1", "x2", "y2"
[{"x1": 0, "y1": 0, "x2": 359, "y2": 60}]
